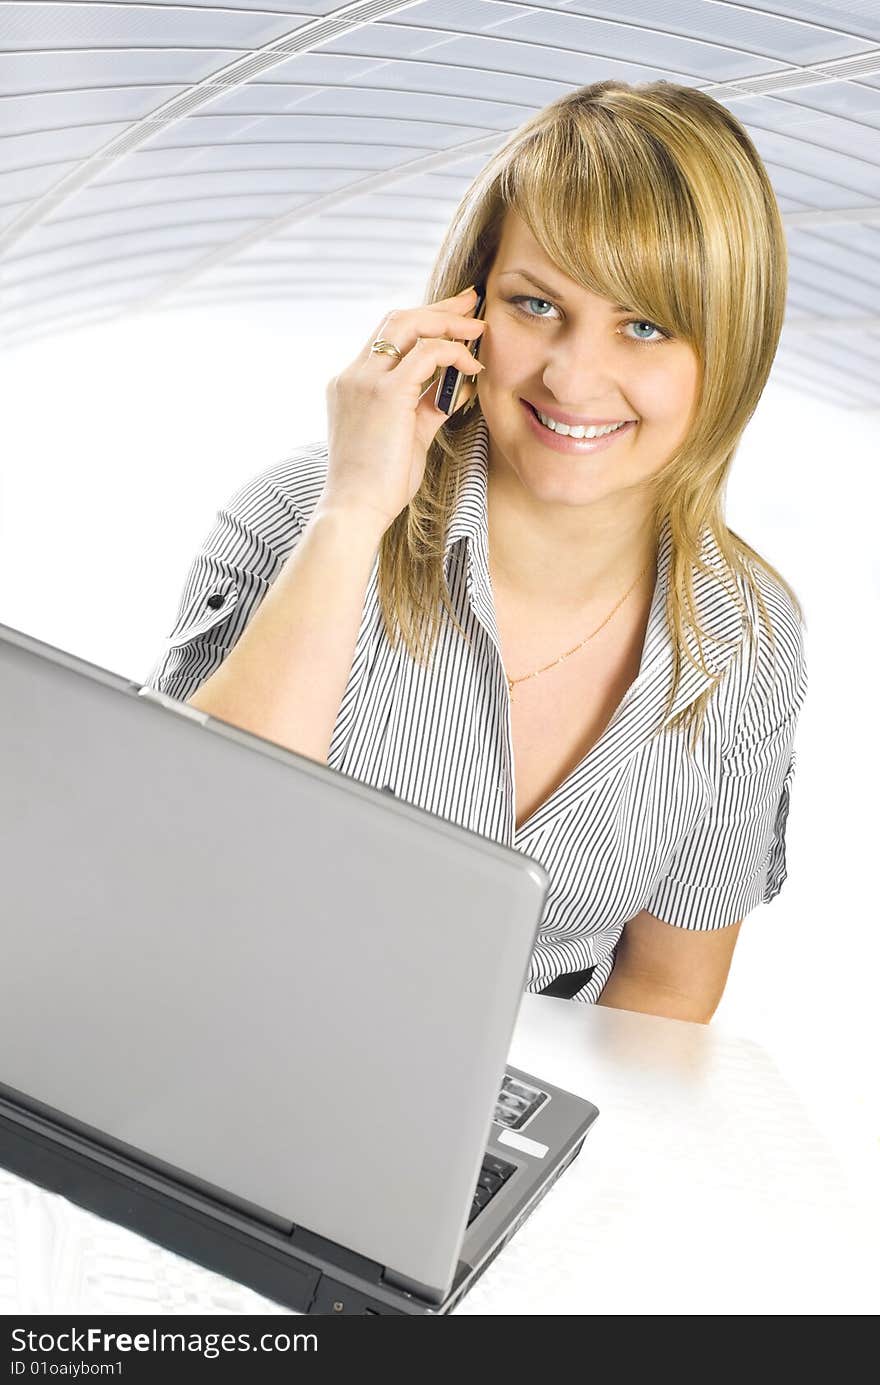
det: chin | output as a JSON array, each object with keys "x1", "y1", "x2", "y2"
[{"x1": 513, "y1": 459, "x2": 618, "y2": 506}]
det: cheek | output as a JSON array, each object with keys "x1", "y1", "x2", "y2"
[
  {"x1": 634, "y1": 362, "x2": 698, "y2": 427},
  {"x1": 480, "y1": 318, "x2": 531, "y2": 380}
]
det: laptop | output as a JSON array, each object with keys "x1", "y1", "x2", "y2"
[{"x1": 0, "y1": 620, "x2": 599, "y2": 1316}]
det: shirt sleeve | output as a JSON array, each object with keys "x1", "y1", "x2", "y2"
[
  {"x1": 645, "y1": 602, "x2": 808, "y2": 932},
  {"x1": 142, "y1": 468, "x2": 309, "y2": 703}
]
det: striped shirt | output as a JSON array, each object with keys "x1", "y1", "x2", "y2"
[{"x1": 144, "y1": 413, "x2": 808, "y2": 1002}]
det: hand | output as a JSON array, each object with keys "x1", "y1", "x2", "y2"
[{"x1": 320, "y1": 286, "x2": 486, "y2": 536}]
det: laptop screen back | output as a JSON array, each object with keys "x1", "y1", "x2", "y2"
[{"x1": 0, "y1": 624, "x2": 548, "y2": 1303}]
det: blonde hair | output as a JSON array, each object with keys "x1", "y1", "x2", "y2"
[{"x1": 376, "y1": 78, "x2": 802, "y2": 747}]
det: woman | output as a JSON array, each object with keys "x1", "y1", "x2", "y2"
[{"x1": 145, "y1": 80, "x2": 807, "y2": 1021}]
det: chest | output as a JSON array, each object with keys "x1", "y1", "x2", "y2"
[{"x1": 493, "y1": 591, "x2": 653, "y2": 833}]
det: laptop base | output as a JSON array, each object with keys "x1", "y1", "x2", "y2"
[
  {"x1": 0, "y1": 1091, "x2": 587, "y2": 1316},
  {"x1": 0, "y1": 1092, "x2": 448, "y2": 1315}
]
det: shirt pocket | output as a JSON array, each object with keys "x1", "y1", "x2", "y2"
[{"x1": 164, "y1": 578, "x2": 241, "y2": 650}]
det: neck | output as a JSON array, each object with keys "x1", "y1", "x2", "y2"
[{"x1": 486, "y1": 464, "x2": 658, "y2": 615}]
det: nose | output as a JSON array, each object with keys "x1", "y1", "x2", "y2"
[{"x1": 541, "y1": 323, "x2": 619, "y2": 408}]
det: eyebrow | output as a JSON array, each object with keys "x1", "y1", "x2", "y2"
[{"x1": 496, "y1": 268, "x2": 634, "y2": 314}]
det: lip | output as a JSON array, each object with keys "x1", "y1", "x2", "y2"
[
  {"x1": 525, "y1": 401, "x2": 635, "y2": 428},
  {"x1": 520, "y1": 399, "x2": 637, "y2": 453}
]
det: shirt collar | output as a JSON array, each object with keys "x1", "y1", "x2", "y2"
[{"x1": 443, "y1": 409, "x2": 490, "y2": 561}]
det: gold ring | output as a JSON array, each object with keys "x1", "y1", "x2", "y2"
[{"x1": 370, "y1": 338, "x2": 403, "y2": 362}]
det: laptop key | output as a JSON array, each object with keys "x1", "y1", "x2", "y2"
[
  {"x1": 478, "y1": 1171, "x2": 503, "y2": 1193},
  {"x1": 467, "y1": 1153, "x2": 518, "y2": 1226},
  {"x1": 482, "y1": 1154, "x2": 517, "y2": 1182}
]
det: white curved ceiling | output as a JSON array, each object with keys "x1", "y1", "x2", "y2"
[{"x1": 2, "y1": 0, "x2": 879, "y2": 408}]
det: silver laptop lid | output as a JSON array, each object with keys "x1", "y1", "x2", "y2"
[{"x1": 0, "y1": 623, "x2": 549, "y2": 1304}]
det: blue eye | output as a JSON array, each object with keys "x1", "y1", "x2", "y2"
[
  {"x1": 623, "y1": 319, "x2": 669, "y2": 344},
  {"x1": 510, "y1": 296, "x2": 670, "y2": 342},
  {"x1": 511, "y1": 295, "x2": 559, "y2": 319}
]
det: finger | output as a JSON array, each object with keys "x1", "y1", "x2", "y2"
[
  {"x1": 432, "y1": 285, "x2": 480, "y2": 310},
  {"x1": 361, "y1": 302, "x2": 483, "y2": 350},
  {"x1": 357, "y1": 289, "x2": 481, "y2": 365},
  {"x1": 387, "y1": 336, "x2": 485, "y2": 391},
  {"x1": 361, "y1": 314, "x2": 485, "y2": 374}
]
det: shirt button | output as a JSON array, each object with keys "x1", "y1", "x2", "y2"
[{"x1": 206, "y1": 593, "x2": 225, "y2": 609}]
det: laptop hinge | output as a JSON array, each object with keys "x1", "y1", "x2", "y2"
[
  {"x1": 381, "y1": 1265, "x2": 447, "y2": 1306},
  {"x1": 137, "y1": 685, "x2": 209, "y2": 725},
  {"x1": 289, "y1": 1224, "x2": 385, "y2": 1286}
]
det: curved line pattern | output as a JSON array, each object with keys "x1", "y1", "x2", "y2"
[
  {"x1": 1, "y1": 0, "x2": 880, "y2": 410},
  {"x1": 0, "y1": 0, "x2": 424, "y2": 253},
  {"x1": 3, "y1": 4, "x2": 879, "y2": 263}
]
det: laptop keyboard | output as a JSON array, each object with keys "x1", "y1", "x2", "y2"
[
  {"x1": 467, "y1": 1074, "x2": 550, "y2": 1226},
  {"x1": 493, "y1": 1072, "x2": 548, "y2": 1130},
  {"x1": 468, "y1": 1152, "x2": 517, "y2": 1226}
]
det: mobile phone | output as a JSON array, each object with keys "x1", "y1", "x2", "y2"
[{"x1": 435, "y1": 283, "x2": 486, "y2": 416}]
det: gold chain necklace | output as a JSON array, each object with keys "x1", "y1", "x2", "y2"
[{"x1": 505, "y1": 559, "x2": 653, "y2": 697}]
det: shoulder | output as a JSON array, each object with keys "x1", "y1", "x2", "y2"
[
  {"x1": 730, "y1": 553, "x2": 808, "y2": 734},
  {"x1": 223, "y1": 438, "x2": 330, "y2": 534}
]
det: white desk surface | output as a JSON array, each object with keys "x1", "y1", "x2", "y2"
[{"x1": 1, "y1": 996, "x2": 877, "y2": 1316}]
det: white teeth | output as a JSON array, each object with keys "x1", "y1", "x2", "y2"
[{"x1": 534, "y1": 410, "x2": 630, "y2": 439}]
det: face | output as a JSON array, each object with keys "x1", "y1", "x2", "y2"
[{"x1": 476, "y1": 210, "x2": 701, "y2": 511}]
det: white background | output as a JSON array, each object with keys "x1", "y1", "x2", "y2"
[{"x1": 2, "y1": 298, "x2": 877, "y2": 1208}]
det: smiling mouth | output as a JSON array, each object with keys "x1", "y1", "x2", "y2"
[{"x1": 523, "y1": 401, "x2": 638, "y2": 438}]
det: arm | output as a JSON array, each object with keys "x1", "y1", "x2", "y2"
[
  {"x1": 597, "y1": 909, "x2": 742, "y2": 1024},
  {"x1": 187, "y1": 505, "x2": 383, "y2": 766},
  {"x1": 599, "y1": 577, "x2": 807, "y2": 1022},
  {"x1": 181, "y1": 289, "x2": 484, "y2": 765}
]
